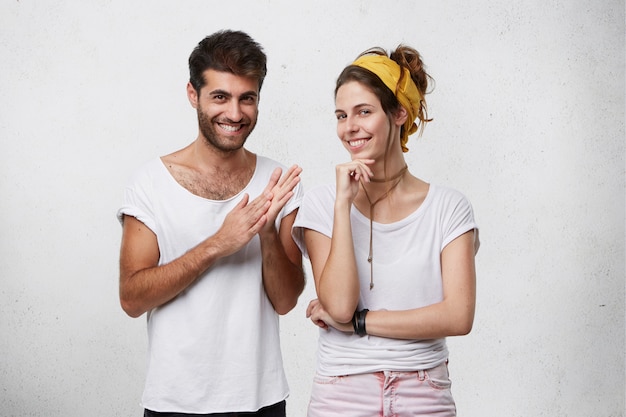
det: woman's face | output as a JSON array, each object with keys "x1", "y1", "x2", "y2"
[{"x1": 335, "y1": 81, "x2": 392, "y2": 160}]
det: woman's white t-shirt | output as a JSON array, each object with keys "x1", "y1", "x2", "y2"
[{"x1": 292, "y1": 183, "x2": 478, "y2": 376}]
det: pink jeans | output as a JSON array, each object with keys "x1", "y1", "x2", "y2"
[{"x1": 307, "y1": 362, "x2": 456, "y2": 417}]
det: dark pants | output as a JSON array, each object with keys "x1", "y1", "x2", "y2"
[{"x1": 144, "y1": 400, "x2": 286, "y2": 417}]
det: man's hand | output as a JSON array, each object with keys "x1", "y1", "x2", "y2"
[
  {"x1": 260, "y1": 165, "x2": 302, "y2": 233},
  {"x1": 212, "y1": 192, "x2": 272, "y2": 257}
]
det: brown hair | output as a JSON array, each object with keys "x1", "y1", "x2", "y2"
[{"x1": 188, "y1": 30, "x2": 267, "y2": 94}]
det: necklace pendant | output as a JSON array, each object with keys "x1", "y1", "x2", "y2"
[{"x1": 369, "y1": 282, "x2": 374, "y2": 290}]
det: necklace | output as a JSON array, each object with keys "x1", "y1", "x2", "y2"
[{"x1": 360, "y1": 165, "x2": 408, "y2": 290}]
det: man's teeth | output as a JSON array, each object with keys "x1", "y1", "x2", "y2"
[{"x1": 219, "y1": 124, "x2": 241, "y2": 132}]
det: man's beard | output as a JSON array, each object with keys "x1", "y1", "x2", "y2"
[{"x1": 197, "y1": 107, "x2": 256, "y2": 154}]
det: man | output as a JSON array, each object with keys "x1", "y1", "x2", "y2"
[{"x1": 117, "y1": 30, "x2": 305, "y2": 417}]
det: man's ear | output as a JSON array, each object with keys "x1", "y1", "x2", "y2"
[
  {"x1": 187, "y1": 82, "x2": 199, "y2": 109},
  {"x1": 394, "y1": 106, "x2": 409, "y2": 126}
]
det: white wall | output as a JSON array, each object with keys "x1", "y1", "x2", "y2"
[{"x1": 1, "y1": 1, "x2": 623, "y2": 416}]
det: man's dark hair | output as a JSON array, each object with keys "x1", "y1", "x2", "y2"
[{"x1": 188, "y1": 30, "x2": 267, "y2": 94}]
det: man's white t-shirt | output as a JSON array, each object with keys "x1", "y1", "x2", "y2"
[{"x1": 118, "y1": 156, "x2": 302, "y2": 413}]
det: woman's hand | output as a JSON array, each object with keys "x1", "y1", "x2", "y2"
[
  {"x1": 306, "y1": 298, "x2": 354, "y2": 333},
  {"x1": 335, "y1": 159, "x2": 374, "y2": 205}
]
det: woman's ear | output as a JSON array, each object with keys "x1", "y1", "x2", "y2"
[{"x1": 394, "y1": 106, "x2": 409, "y2": 126}]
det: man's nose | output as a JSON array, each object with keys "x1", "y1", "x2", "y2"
[{"x1": 224, "y1": 101, "x2": 243, "y2": 122}]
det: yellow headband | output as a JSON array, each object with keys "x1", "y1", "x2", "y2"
[{"x1": 352, "y1": 54, "x2": 423, "y2": 152}]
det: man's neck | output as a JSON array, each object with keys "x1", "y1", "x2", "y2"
[
  {"x1": 160, "y1": 138, "x2": 257, "y2": 200},
  {"x1": 191, "y1": 137, "x2": 253, "y2": 174}
]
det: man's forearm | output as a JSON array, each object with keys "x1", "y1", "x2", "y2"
[
  {"x1": 120, "y1": 237, "x2": 227, "y2": 317},
  {"x1": 259, "y1": 227, "x2": 305, "y2": 315}
]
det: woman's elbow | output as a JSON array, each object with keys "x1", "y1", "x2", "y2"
[
  {"x1": 455, "y1": 320, "x2": 473, "y2": 336},
  {"x1": 326, "y1": 304, "x2": 355, "y2": 324},
  {"x1": 452, "y1": 314, "x2": 474, "y2": 336}
]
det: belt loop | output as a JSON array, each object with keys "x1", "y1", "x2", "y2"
[{"x1": 417, "y1": 369, "x2": 426, "y2": 381}]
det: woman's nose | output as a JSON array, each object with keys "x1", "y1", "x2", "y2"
[{"x1": 343, "y1": 116, "x2": 359, "y2": 134}]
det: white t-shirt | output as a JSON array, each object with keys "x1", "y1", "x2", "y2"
[
  {"x1": 117, "y1": 156, "x2": 302, "y2": 413},
  {"x1": 292, "y1": 183, "x2": 478, "y2": 376}
]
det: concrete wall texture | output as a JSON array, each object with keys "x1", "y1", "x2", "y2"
[{"x1": 1, "y1": 1, "x2": 624, "y2": 416}]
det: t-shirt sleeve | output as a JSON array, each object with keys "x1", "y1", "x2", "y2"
[
  {"x1": 282, "y1": 179, "x2": 304, "y2": 219},
  {"x1": 116, "y1": 162, "x2": 158, "y2": 234},
  {"x1": 291, "y1": 185, "x2": 334, "y2": 259},
  {"x1": 440, "y1": 188, "x2": 479, "y2": 251}
]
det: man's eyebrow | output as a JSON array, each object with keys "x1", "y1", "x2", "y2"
[
  {"x1": 240, "y1": 90, "x2": 259, "y2": 98},
  {"x1": 208, "y1": 89, "x2": 258, "y2": 98},
  {"x1": 208, "y1": 89, "x2": 232, "y2": 97}
]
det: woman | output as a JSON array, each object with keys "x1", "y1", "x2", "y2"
[{"x1": 292, "y1": 45, "x2": 479, "y2": 416}]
